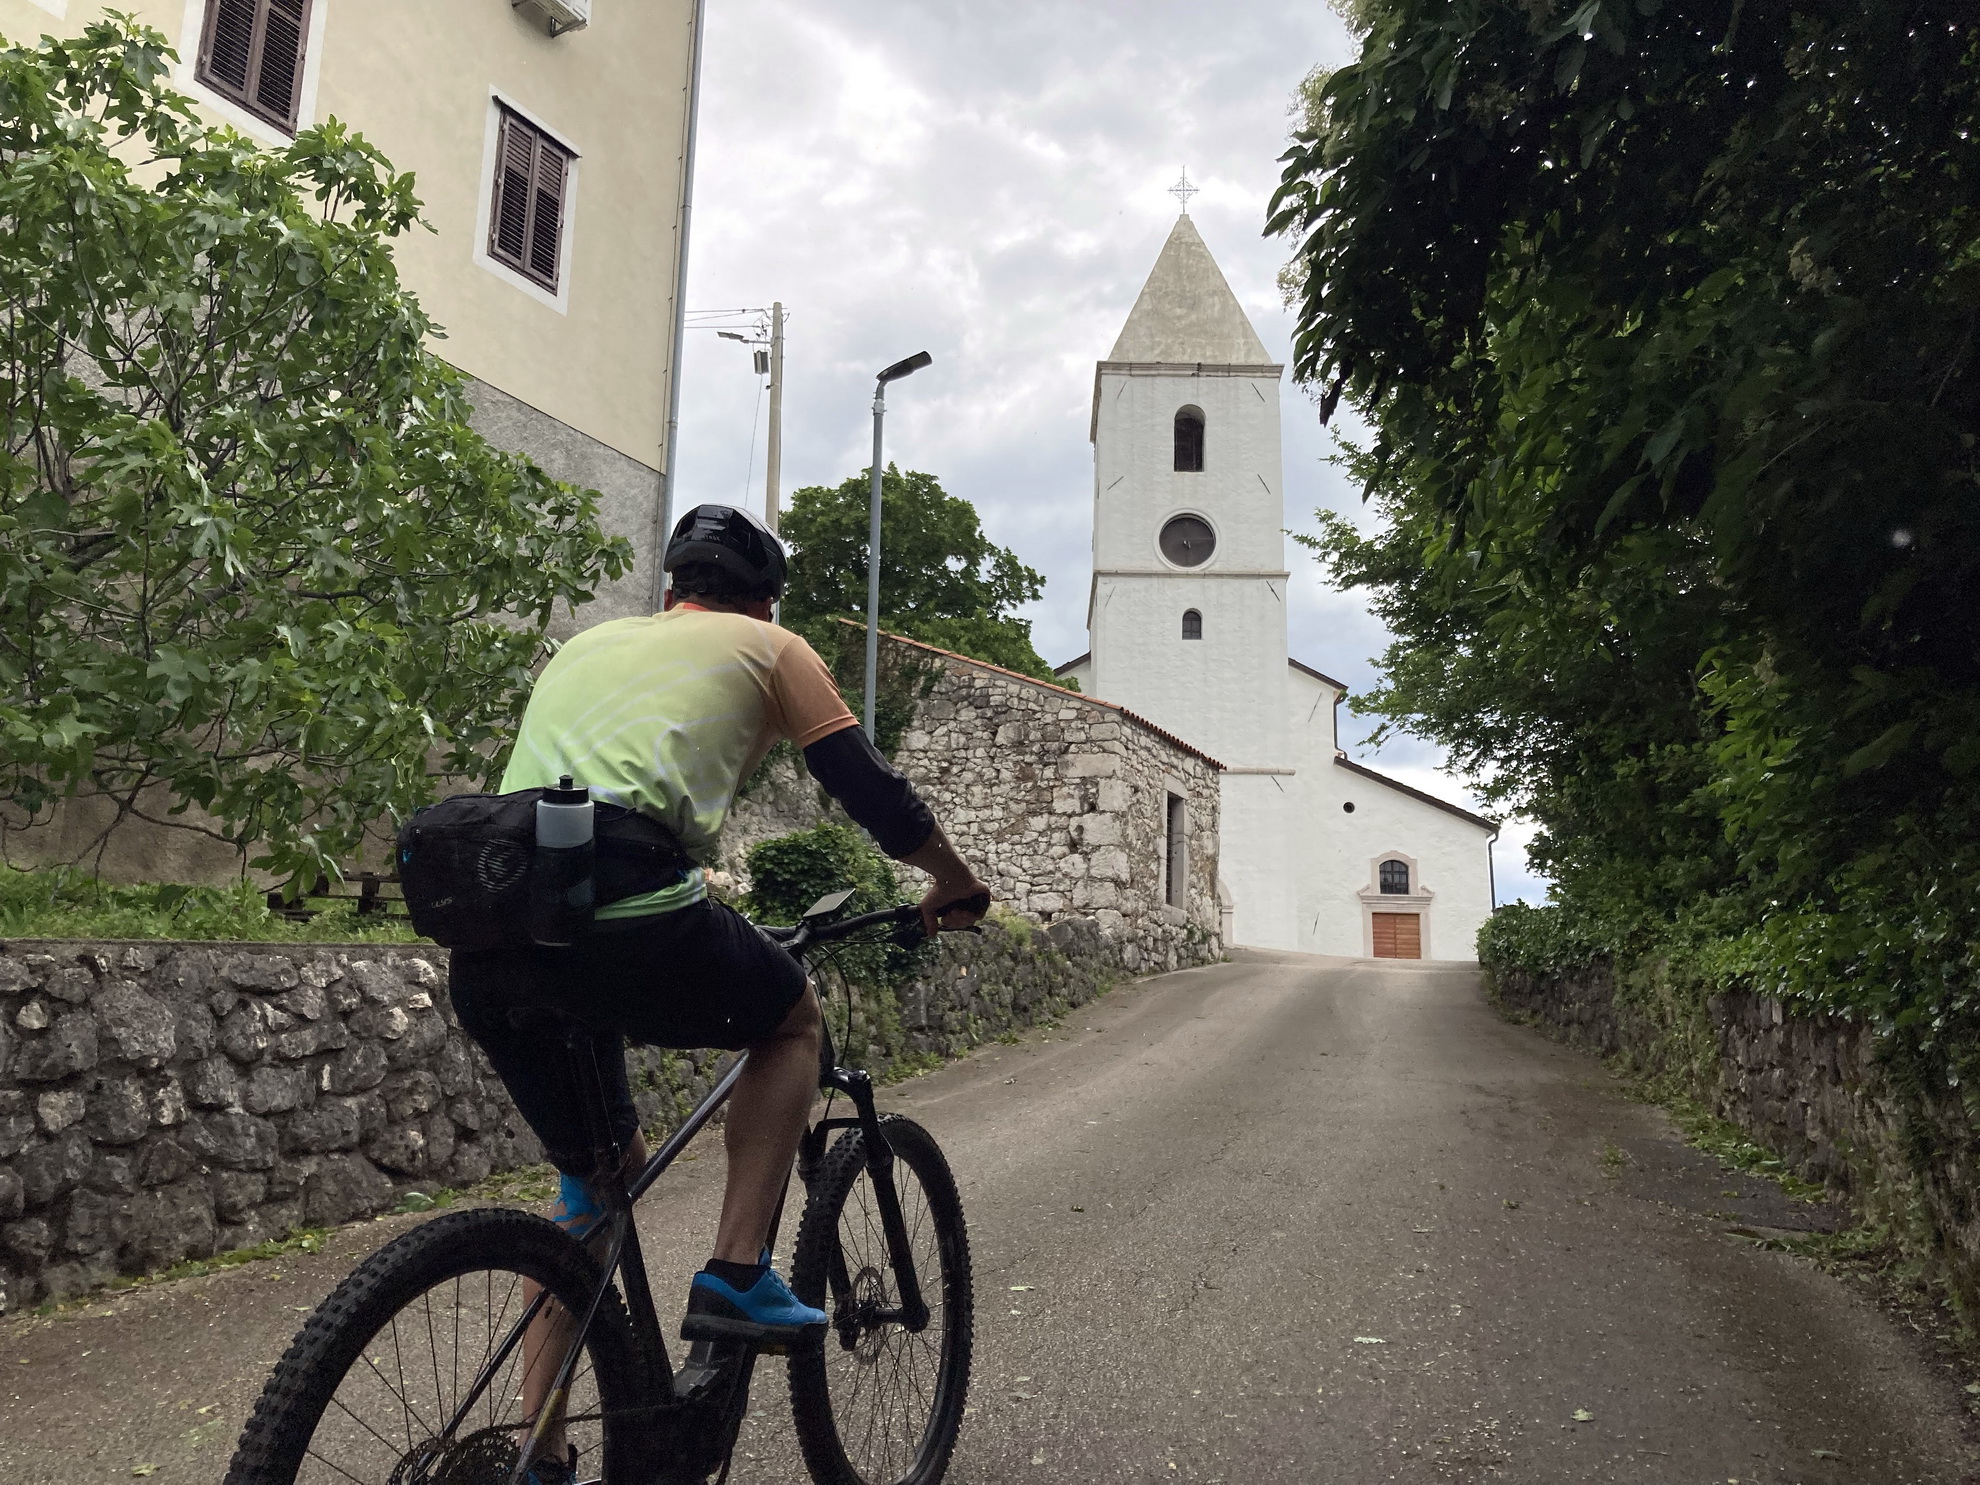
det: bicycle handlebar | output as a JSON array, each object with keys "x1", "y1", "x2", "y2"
[{"x1": 772, "y1": 891, "x2": 991, "y2": 957}]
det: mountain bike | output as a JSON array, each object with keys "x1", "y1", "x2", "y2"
[{"x1": 223, "y1": 890, "x2": 980, "y2": 1485}]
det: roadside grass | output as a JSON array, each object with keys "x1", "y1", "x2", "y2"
[{"x1": 0, "y1": 866, "x2": 424, "y2": 944}]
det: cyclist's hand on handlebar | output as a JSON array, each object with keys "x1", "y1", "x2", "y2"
[{"x1": 920, "y1": 875, "x2": 991, "y2": 939}]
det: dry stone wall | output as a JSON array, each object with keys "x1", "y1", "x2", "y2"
[
  {"x1": 723, "y1": 632, "x2": 1225, "y2": 975},
  {"x1": 0, "y1": 942, "x2": 538, "y2": 1312},
  {"x1": 0, "y1": 911, "x2": 1147, "y2": 1310},
  {"x1": 894, "y1": 638, "x2": 1221, "y2": 975}
]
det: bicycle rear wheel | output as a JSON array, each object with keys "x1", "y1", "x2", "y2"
[
  {"x1": 787, "y1": 1114, "x2": 973, "y2": 1485},
  {"x1": 224, "y1": 1207, "x2": 653, "y2": 1484}
]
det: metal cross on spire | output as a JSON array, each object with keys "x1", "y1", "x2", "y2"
[{"x1": 1169, "y1": 167, "x2": 1198, "y2": 214}]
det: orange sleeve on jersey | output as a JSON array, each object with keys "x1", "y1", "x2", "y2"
[{"x1": 770, "y1": 632, "x2": 860, "y2": 749}]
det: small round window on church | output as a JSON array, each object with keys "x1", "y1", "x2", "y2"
[{"x1": 1160, "y1": 515, "x2": 1215, "y2": 568}]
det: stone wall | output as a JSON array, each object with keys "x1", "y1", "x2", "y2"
[
  {"x1": 0, "y1": 942, "x2": 536, "y2": 1313},
  {"x1": 0, "y1": 911, "x2": 1139, "y2": 1311},
  {"x1": 1491, "y1": 964, "x2": 1980, "y2": 1307},
  {"x1": 722, "y1": 631, "x2": 1225, "y2": 976}
]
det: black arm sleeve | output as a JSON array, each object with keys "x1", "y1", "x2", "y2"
[{"x1": 802, "y1": 725, "x2": 936, "y2": 860}]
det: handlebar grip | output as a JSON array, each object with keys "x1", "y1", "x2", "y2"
[{"x1": 935, "y1": 891, "x2": 991, "y2": 920}]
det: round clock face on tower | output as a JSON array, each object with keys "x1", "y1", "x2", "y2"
[{"x1": 1159, "y1": 514, "x2": 1216, "y2": 568}]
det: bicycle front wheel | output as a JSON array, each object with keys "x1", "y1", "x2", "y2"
[
  {"x1": 788, "y1": 1114, "x2": 974, "y2": 1485},
  {"x1": 225, "y1": 1207, "x2": 653, "y2": 1484}
]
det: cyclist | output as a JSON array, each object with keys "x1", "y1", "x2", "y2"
[{"x1": 447, "y1": 503, "x2": 989, "y2": 1480}]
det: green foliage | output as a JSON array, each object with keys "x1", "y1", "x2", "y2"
[
  {"x1": 1274, "y1": 2, "x2": 1980, "y2": 1053},
  {"x1": 742, "y1": 821, "x2": 899, "y2": 927},
  {"x1": 741, "y1": 821, "x2": 931, "y2": 1067},
  {"x1": 779, "y1": 465, "x2": 1055, "y2": 682},
  {"x1": 0, "y1": 18, "x2": 631, "y2": 890},
  {"x1": 0, "y1": 865, "x2": 422, "y2": 941}
]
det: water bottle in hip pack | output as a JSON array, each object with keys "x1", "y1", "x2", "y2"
[{"x1": 395, "y1": 785, "x2": 694, "y2": 950}]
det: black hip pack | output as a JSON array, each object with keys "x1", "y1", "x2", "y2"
[{"x1": 395, "y1": 790, "x2": 695, "y2": 951}]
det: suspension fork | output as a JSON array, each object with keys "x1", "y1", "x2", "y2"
[{"x1": 821, "y1": 1066, "x2": 930, "y2": 1332}]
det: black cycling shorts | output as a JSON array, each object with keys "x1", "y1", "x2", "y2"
[{"x1": 448, "y1": 896, "x2": 808, "y2": 1174}]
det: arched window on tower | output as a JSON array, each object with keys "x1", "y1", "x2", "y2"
[
  {"x1": 1181, "y1": 609, "x2": 1203, "y2": 640},
  {"x1": 1174, "y1": 406, "x2": 1205, "y2": 472},
  {"x1": 1379, "y1": 859, "x2": 1410, "y2": 894}
]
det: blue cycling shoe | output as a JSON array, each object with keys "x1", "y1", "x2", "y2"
[
  {"x1": 681, "y1": 1264, "x2": 827, "y2": 1347},
  {"x1": 521, "y1": 1442, "x2": 577, "y2": 1485},
  {"x1": 548, "y1": 1172, "x2": 606, "y2": 1238}
]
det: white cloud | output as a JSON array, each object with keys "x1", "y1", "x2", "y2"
[{"x1": 674, "y1": 0, "x2": 1549, "y2": 898}]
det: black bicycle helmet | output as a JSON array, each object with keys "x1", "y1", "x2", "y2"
[{"x1": 663, "y1": 503, "x2": 788, "y2": 597}]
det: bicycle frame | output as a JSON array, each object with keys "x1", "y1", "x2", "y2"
[{"x1": 455, "y1": 900, "x2": 947, "y2": 1484}]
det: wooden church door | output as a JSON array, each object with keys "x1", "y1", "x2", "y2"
[{"x1": 1371, "y1": 912, "x2": 1422, "y2": 959}]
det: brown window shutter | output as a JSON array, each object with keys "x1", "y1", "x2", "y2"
[
  {"x1": 489, "y1": 108, "x2": 574, "y2": 293},
  {"x1": 528, "y1": 144, "x2": 567, "y2": 284},
  {"x1": 253, "y1": 0, "x2": 310, "y2": 126},
  {"x1": 201, "y1": 0, "x2": 259, "y2": 93},
  {"x1": 492, "y1": 113, "x2": 534, "y2": 267},
  {"x1": 196, "y1": 0, "x2": 312, "y2": 133}
]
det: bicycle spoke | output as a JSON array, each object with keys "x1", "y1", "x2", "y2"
[{"x1": 289, "y1": 1266, "x2": 610, "y2": 1484}]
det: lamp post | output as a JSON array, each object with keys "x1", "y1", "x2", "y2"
[{"x1": 865, "y1": 351, "x2": 933, "y2": 736}]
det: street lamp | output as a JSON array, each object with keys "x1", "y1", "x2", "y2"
[{"x1": 865, "y1": 351, "x2": 933, "y2": 736}]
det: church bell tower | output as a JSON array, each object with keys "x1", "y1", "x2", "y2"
[{"x1": 1079, "y1": 211, "x2": 1297, "y2": 948}]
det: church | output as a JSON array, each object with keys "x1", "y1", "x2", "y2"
[{"x1": 1054, "y1": 212, "x2": 1499, "y2": 960}]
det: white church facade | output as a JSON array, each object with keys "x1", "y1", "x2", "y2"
[{"x1": 1055, "y1": 213, "x2": 1498, "y2": 960}]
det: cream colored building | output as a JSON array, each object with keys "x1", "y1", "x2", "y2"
[
  {"x1": 0, "y1": 0, "x2": 696, "y2": 620},
  {"x1": 1, "y1": 0, "x2": 696, "y2": 880}
]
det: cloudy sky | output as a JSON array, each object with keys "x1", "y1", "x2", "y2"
[{"x1": 669, "y1": 0, "x2": 1545, "y2": 903}]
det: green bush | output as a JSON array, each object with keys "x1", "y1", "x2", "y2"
[
  {"x1": 741, "y1": 822, "x2": 928, "y2": 1066},
  {"x1": 742, "y1": 821, "x2": 899, "y2": 927}
]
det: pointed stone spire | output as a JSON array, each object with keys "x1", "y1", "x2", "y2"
[{"x1": 1106, "y1": 214, "x2": 1272, "y2": 365}]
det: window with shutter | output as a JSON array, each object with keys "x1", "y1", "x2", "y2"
[
  {"x1": 1165, "y1": 794, "x2": 1188, "y2": 908},
  {"x1": 489, "y1": 108, "x2": 577, "y2": 294},
  {"x1": 196, "y1": 0, "x2": 313, "y2": 133}
]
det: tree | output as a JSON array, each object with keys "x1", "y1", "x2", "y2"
[
  {"x1": 1269, "y1": 1, "x2": 1979, "y2": 1024},
  {"x1": 778, "y1": 465, "x2": 1056, "y2": 683},
  {"x1": 0, "y1": 18, "x2": 631, "y2": 889}
]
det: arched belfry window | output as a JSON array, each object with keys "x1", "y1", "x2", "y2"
[
  {"x1": 1174, "y1": 406, "x2": 1205, "y2": 472},
  {"x1": 1379, "y1": 859, "x2": 1410, "y2": 895},
  {"x1": 1182, "y1": 609, "x2": 1203, "y2": 640}
]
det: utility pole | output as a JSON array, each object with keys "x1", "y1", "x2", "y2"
[
  {"x1": 764, "y1": 302, "x2": 785, "y2": 533},
  {"x1": 864, "y1": 351, "x2": 933, "y2": 736}
]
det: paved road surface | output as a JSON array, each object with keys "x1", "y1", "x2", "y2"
[{"x1": 2, "y1": 951, "x2": 1974, "y2": 1483}]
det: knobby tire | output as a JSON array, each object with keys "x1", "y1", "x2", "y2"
[
  {"x1": 223, "y1": 1207, "x2": 652, "y2": 1484},
  {"x1": 787, "y1": 1114, "x2": 974, "y2": 1485}
]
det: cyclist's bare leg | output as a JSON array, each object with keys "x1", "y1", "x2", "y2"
[
  {"x1": 713, "y1": 984, "x2": 822, "y2": 1262},
  {"x1": 520, "y1": 1132, "x2": 651, "y2": 1467}
]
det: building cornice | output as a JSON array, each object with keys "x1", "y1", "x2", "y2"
[
  {"x1": 1092, "y1": 567, "x2": 1291, "y2": 580},
  {"x1": 1091, "y1": 361, "x2": 1284, "y2": 441}
]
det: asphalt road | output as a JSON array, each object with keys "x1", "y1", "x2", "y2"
[{"x1": 2, "y1": 950, "x2": 1974, "y2": 1483}]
